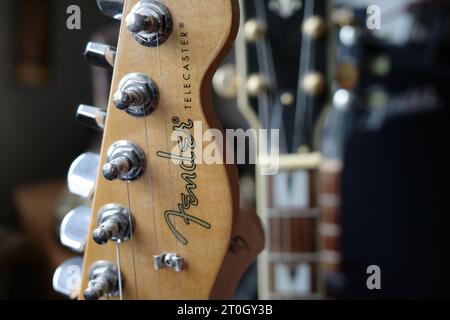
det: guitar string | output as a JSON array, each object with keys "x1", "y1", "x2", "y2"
[
  {"x1": 115, "y1": 240, "x2": 124, "y2": 300},
  {"x1": 155, "y1": 31, "x2": 182, "y2": 299},
  {"x1": 125, "y1": 174, "x2": 139, "y2": 299},
  {"x1": 143, "y1": 105, "x2": 162, "y2": 300}
]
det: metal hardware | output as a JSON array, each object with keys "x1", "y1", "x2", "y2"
[
  {"x1": 76, "y1": 105, "x2": 107, "y2": 131},
  {"x1": 113, "y1": 72, "x2": 159, "y2": 117},
  {"x1": 68, "y1": 152, "x2": 100, "y2": 199},
  {"x1": 84, "y1": 42, "x2": 117, "y2": 70},
  {"x1": 102, "y1": 140, "x2": 146, "y2": 181},
  {"x1": 53, "y1": 257, "x2": 84, "y2": 298},
  {"x1": 84, "y1": 261, "x2": 122, "y2": 300},
  {"x1": 153, "y1": 253, "x2": 184, "y2": 272},
  {"x1": 60, "y1": 205, "x2": 92, "y2": 253},
  {"x1": 96, "y1": 0, "x2": 124, "y2": 20},
  {"x1": 125, "y1": 0, "x2": 173, "y2": 47},
  {"x1": 93, "y1": 204, "x2": 132, "y2": 245}
]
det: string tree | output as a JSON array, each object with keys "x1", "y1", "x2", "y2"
[
  {"x1": 102, "y1": 140, "x2": 146, "y2": 182},
  {"x1": 153, "y1": 253, "x2": 185, "y2": 272},
  {"x1": 125, "y1": 0, "x2": 173, "y2": 47}
]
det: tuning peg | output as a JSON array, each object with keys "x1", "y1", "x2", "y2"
[
  {"x1": 60, "y1": 206, "x2": 92, "y2": 253},
  {"x1": 213, "y1": 64, "x2": 237, "y2": 99},
  {"x1": 96, "y1": 0, "x2": 124, "y2": 20},
  {"x1": 84, "y1": 42, "x2": 116, "y2": 70},
  {"x1": 53, "y1": 257, "x2": 84, "y2": 299},
  {"x1": 84, "y1": 261, "x2": 122, "y2": 300},
  {"x1": 125, "y1": 0, "x2": 173, "y2": 47},
  {"x1": 102, "y1": 141, "x2": 146, "y2": 182},
  {"x1": 68, "y1": 153, "x2": 100, "y2": 199},
  {"x1": 76, "y1": 104, "x2": 107, "y2": 132}
]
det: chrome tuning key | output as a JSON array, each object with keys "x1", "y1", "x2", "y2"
[
  {"x1": 153, "y1": 253, "x2": 184, "y2": 272},
  {"x1": 102, "y1": 140, "x2": 146, "y2": 181},
  {"x1": 53, "y1": 257, "x2": 84, "y2": 299},
  {"x1": 68, "y1": 152, "x2": 100, "y2": 199},
  {"x1": 93, "y1": 204, "x2": 132, "y2": 245},
  {"x1": 113, "y1": 73, "x2": 159, "y2": 117},
  {"x1": 84, "y1": 261, "x2": 122, "y2": 300},
  {"x1": 96, "y1": 0, "x2": 124, "y2": 20},
  {"x1": 76, "y1": 104, "x2": 107, "y2": 131},
  {"x1": 126, "y1": 0, "x2": 173, "y2": 47},
  {"x1": 84, "y1": 42, "x2": 117, "y2": 70},
  {"x1": 60, "y1": 206, "x2": 92, "y2": 253}
]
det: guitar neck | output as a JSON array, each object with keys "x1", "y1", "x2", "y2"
[
  {"x1": 257, "y1": 153, "x2": 324, "y2": 300},
  {"x1": 319, "y1": 159, "x2": 343, "y2": 297}
]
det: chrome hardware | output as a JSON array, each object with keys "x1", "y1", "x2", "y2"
[
  {"x1": 333, "y1": 89, "x2": 354, "y2": 112},
  {"x1": 102, "y1": 140, "x2": 146, "y2": 181},
  {"x1": 93, "y1": 204, "x2": 132, "y2": 245},
  {"x1": 84, "y1": 261, "x2": 122, "y2": 300},
  {"x1": 60, "y1": 206, "x2": 92, "y2": 253},
  {"x1": 153, "y1": 253, "x2": 184, "y2": 272},
  {"x1": 53, "y1": 257, "x2": 83, "y2": 298},
  {"x1": 213, "y1": 64, "x2": 237, "y2": 99},
  {"x1": 126, "y1": 0, "x2": 173, "y2": 47},
  {"x1": 68, "y1": 152, "x2": 100, "y2": 199},
  {"x1": 76, "y1": 105, "x2": 107, "y2": 131},
  {"x1": 84, "y1": 42, "x2": 116, "y2": 70},
  {"x1": 96, "y1": 0, "x2": 124, "y2": 20},
  {"x1": 113, "y1": 73, "x2": 159, "y2": 117},
  {"x1": 244, "y1": 19, "x2": 266, "y2": 42}
]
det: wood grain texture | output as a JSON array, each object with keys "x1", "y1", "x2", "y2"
[{"x1": 80, "y1": 0, "x2": 240, "y2": 300}]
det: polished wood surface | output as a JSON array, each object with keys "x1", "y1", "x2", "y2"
[{"x1": 80, "y1": 0, "x2": 240, "y2": 300}]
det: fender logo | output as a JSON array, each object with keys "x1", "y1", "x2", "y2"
[{"x1": 157, "y1": 118, "x2": 211, "y2": 245}]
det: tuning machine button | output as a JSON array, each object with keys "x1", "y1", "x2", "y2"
[
  {"x1": 244, "y1": 19, "x2": 266, "y2": 42},
  {"x1": 126, "y1": 0, "x2": 173, "y2": 47},
  {"x1": 93, "y1": 204, "x2": 132, "y2": 245},
  {"x1": 213, "y1": 64, "x2": 238, "y2": 99},
  {"x1": 84, "y1": 42, "x2": 117, "y2": 70},
  {"x1": 96, "y1": 0, "x2": 124, "y2": 20},
  {"x1": 84, "y1": 261, "x2": 122, "y2": 300},
  {"x1": 60, "y1": 206, "x2": 92, "y2": 253},
  {"x1": 76, "y1": 105, "x2": 107, "y2": 131},
  {"x1": 113, "y1": 72, "x2": 159, "y2": 117},
  {"x1": 53, "y1": 257, "x2": 84, "y2": 299},
  {"x1": 68, "y1": 153, "x2": 100, "y2": 199},
  {"x1": 102, "y1": 140, "x2": 146, "y2": 182}
]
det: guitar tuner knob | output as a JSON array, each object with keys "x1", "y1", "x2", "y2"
[
  {"x1": 84, "y1": 261, "x2": 122, "y2": 300},
  {"x1": 96, "y1": 0, "x2": 124, "y2": 20},
  {"x1": 244, "y1": 19, "x2": 266, "y2": 42},
  {"x1": 125, "y1": 0, "x2": 173, "y2": 47},
  {"x1": 68, "y1": 152, "x2": 100, "y2": 199},
  {"x1": 84, "y1": 42, "x2": 117, "y2": 70},
  {"x1": 93, "y1": 204, "x2": 132, "y2": 245},
  {"x1": 76, "y1": 104, "x2": 107, "y2": 132},
  {"x1": 53, "y1": 257, "x2": 83, "y2": 299},
  {"x1": 113, "y1": 73, "x2": 159, "y2": 117},
  {"x1": 60, "y1": 205, "x2": 92, "y2": 253},
  {"x1": 102, "y1": 140, "x2": 146, "y2": 182}
]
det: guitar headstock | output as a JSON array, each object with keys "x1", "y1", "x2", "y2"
[{"x1": 54, "y1": 0, "x2": 240, "y2": 300}]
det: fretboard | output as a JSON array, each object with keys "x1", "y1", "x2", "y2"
[
  {"x1": 319, "y1": 159, "x2": 343, "y2": 297},
  {"x1": 257, "y1": 153, "x2": 324, "y2": 300}
]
